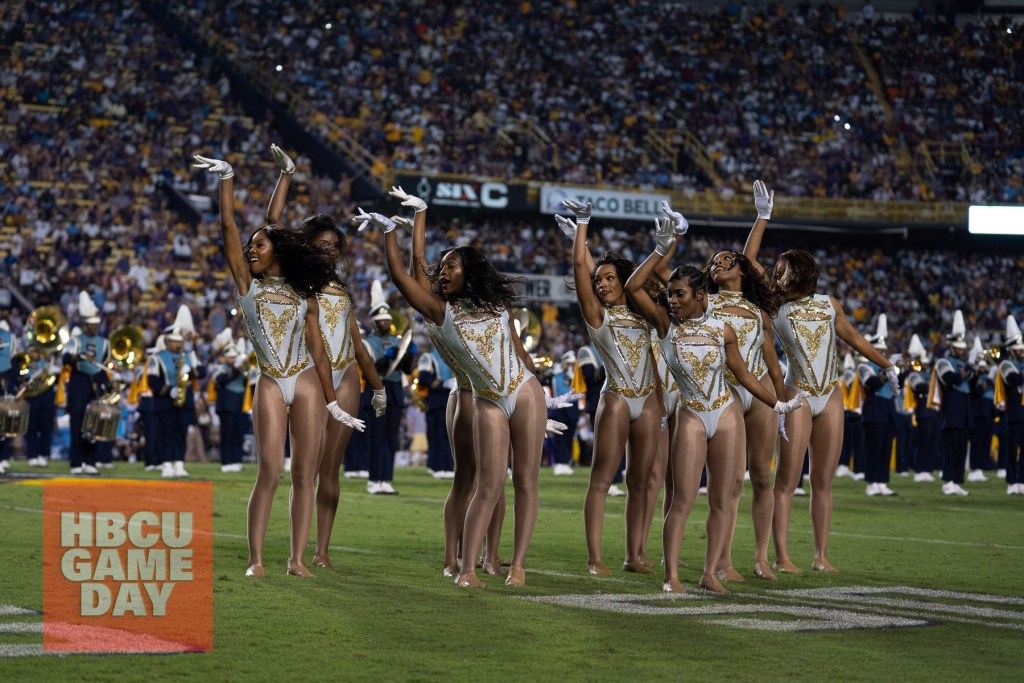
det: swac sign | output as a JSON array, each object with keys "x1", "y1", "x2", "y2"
[{"x1": 393, "y1": 174, "x2": 530, "y2": 211}]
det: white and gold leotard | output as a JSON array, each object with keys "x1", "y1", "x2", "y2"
[
  {"x1": 427, "y1": 300, "x2": 532, "y2": 418},
  {"x1": 585, "y1": 305, "x2": 656, "y2": 421},
  {"x1": 316, "y1": 282, "x2": 356, "y2": 386},
  {"x1": 651, "y1": 328, "x2": 679, "y2": 416},
  {"x1": 659, "y1": 314, "x2": 734, "y2": 439},
  {"x1": 239, "y1": 276, "x2": 309, "y2": 406},
  {"x1": 707, "y1": 290, "x2": 766, "y2": 413},
  {"x1": 426, "y1": 326, "x2": 472, "y2": 394},
  {"x1": 772, "y1": 293, "x2": 840, "y2": 416}
]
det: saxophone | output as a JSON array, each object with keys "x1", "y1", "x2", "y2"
[{"x1": 174, "y1": 356, "x2": 191, "y2": 408}]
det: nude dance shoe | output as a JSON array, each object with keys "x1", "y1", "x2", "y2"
[
  {"x1": 586, "y1": 561, "x2": 612, "y2": 576},
  {"x1": 454, "y1": 571, "x2": 484, "y2": 588},
  {"x1": 245, "y1": 564, "x2": 265, "y2": 577},
  {"x1": 622, "y1": 559, "x2": 654, "y2": 575},
  {"x1": 504, "y1": 565, "x2": 526, "y2": 587},
  {"x1": 716, "y1": 565, "x2": 745, "y2": 582},
  {"x1": 286, "y1": 563, "x2": 315, "y2": 578},
  {"x1": 312, "y1": 555, "x2": 335, "y2": 570},
  {"x1": 699, "y1": 574, "x2": 730, "y2": 594},
  {"x1": 752, "y1": 560, "x2": 778, "y2": 581},
  {"x1": 662, "y1": 578, "x2": 686, "y2": 593},
  {"x1": 772, "y1": 559, "x2": 803, "y2": 574},
  {"x1": 811, "y1": 558, "x2": 839, "y2": 572}
]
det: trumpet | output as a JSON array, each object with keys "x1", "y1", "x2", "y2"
[{"x1": 109, "y1": 325, "x2": 146, "y2": 370}]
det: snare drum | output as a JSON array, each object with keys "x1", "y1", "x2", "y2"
[
  {"x1": 82, "y1": 399, "x2": 121, "y2": 442},
  {"x1": 0, "y1": 395, "x2": 29, "y2": 438}
]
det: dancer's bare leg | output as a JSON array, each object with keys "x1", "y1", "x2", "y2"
[
  {"x1": 746, "y1": 374, "x2": 780, "y2": 580},
  {"x1": 772, "y1": 387, "x2": 812, "y2": 573},
  {"x1": 584, "y1": 394, "x2": 630, "y2": 575},
  {"x1": 506, "y1": 379, "x2": 546, "y2": 583},
  {"x1": 443, "y1": 390, "x2": 474, "y2": 576},
  {"x1": 313, "y1": 368, "x2": 360, "y2": 568},
  {"x1": 662, "y1": 409, "x2": 706, "y2": 592},
  {"x1": 246, "y1": 378, "x2": 288, "y2": 576},
  {"x1": 701, "y1": 403, "x2": 744, "y2": 594},
  {"x1": 640, "y1": 417, "x2": 671, "y2": 566},
  {"x1": 286, "y1": 368, "x2": 328, "y2": 577},
  {"x1": 623, "y1": 393, "x2": 662, "y2": 572},
  {"x1": 808, "y1": 389, "x2": 844, "y2": 572}
]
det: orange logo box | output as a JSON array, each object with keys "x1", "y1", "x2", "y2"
[{"x1": 43, "y1": 480, "x2": 213, "y2": 653}]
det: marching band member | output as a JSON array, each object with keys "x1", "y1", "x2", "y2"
[
  {"x1": 905, "y1": 336, "x2": 939, "y2": 482},
  {"x1": 210, "y1": 331, "x2": 247, "y2": 473},
  {"x1": 62, "y1": 292, "x2": 111, "y2": 476},
  {"x1": 22, "y1": 344, "x2": 61, "y2": 468},
  {"x1": 997, "y1": 315, "x2": 1024, "y2": 495},
  {"x1": 858, "y1": 314, "x2": 898, "y2": 496},
  {"x1": 935, "y1": 311, "x2": 972, "y2": 496}
]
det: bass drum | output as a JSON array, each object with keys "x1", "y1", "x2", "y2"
[
  {"x1": 0, "y1": 395, "x2": 29, "y2": 438},
  {"x1": 82, "y1": 399, "x2": 121, "y2": 443}
]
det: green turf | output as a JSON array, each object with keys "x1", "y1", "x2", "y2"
[{"x1": 1, "y1": 462, "x2": 1022, "y2": 682}]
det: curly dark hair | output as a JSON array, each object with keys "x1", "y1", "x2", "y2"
[
  {"x1": 584, "y1": 251, "x2": 664, "y2": 315},
  {"x1": 245, "y1": 224, "x2": 335, "y2": 296},
  {"x1": 769, "y1": 249, "x2": 820, "y2": 300},
  {"x1": 701, "y1": 250, "x2": 780, "y2": 317},
  {"x1": 298, "y1": 213, "x2": 348, "y2": 290},
  {"x1": 427, "y1": 246, "x2": 523, "y2": 311},
  {"x1": 668, "y1": 264, "x2": 710, "y2": 294}
]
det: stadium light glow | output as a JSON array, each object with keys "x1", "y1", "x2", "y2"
[
  {"x1": 834, "y1": 115, "x2": 840, "y2": 121},
  {"x1": 844, "y1": 123, "x2": 851, "y2": 130},
  {"x1": 276, "y1": 65, "x2": 283, "y2": 72},
  {"x1": 968, "y1": 205, "x2": 1024, "y2": 235},
  {"x1": 325, "y1": 22, "x2": 332, "y2": 30}
]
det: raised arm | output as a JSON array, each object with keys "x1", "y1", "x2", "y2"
[
  {"x1": 388, "y1": 186, "x2": 431, "y2": 290},
  {"x1": 741, "y1": 179, "x2": 774, "y2": 276},
  {"x1": 266, "y1": 143, "x2": 295, "y2": 225},
  {"x1": 354, "y1": 209, "x2": 447, "y2": 325},
  {"x1": 193, "y1": 153, "x2": 250, "y2": 294},
  {"x1": 564, "y1": 200, "x2": 604, "y2": 328}
]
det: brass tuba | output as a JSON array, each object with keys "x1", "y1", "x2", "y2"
[
  {"x1": 109, "y1": 325, "x2": 146, "y2": 370},
  {"x1": 26, "y1": 305, "x2": 69, "y2": 353}
]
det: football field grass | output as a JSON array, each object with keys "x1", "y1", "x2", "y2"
[{"x1": 1, "y1": 462, "x2": 1022, "y2": 682}]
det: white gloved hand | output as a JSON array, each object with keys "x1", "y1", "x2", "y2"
[
  {"x1": 660, "y1": 200, "x2": 688, "y2": 235},
  {"x1": 389, "y1": 215, "x2": 415, "y2": 234},
  {"x1": 371, "y1": 388, "x2": 387, "y2": 417},
  {"x1": 327, "y1": 400, "x2": 366, "y2": 431},
  {"x1": 546, "y1": 392, "x2": 583, "y2": 409},
  {"x1": 773, "y1": 391, "x2": 809, "y2": 415},
  {"x1": 561, "y1": 199, "x2": 592, "y2": 224},
  {"x1": 545, "y1": 419, "x2": 568, "y2": 437},
  {"x1": 169, "y1": 387, "x2": 181, "y2": 400},
  {"x1": 554, "y1": 213, "x2": 577, "y2": 240},
  {"x1": 388, "y1": 185, "x2": 427, "y2": 213},
  {"x1": 270, "y1": 143, "x2": 295, "y2": 174},
  {"x1": 753, "y1": 179, "x2": 774, "y2": 220},
  {"x1": 351, "y1": 207, "x2": 395, "y2": 233},
  {"x1": 778, "y1": 414, "x2": 790, "y2": 442},
  {"x1": 655, "y1": 216, "x2": 675, "y2": 256},
  {"x1": 884, "y1": 366, "x2": 900, "y2": 397},
  {"x1": 192, "y1": 154, "x2": 234, "y2": 180}
]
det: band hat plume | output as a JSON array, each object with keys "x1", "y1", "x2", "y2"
[
  {"x1": 843, "y1": 352, "x2": 855, "y2": 370},
  {"x1": 907, "y1": 334, "x2": 928, "y2": 362},
  {"x1": 79, "y1": 290, "x2": 100, "y2": 324},
  {"x1": 173, "y1": 304, "x2": 195, "y2": 336},
  {"x1": 370, "y1": 279, "x2": 392, "y2": 321},
  {"x1": 868, "y1": 313, "x2": 888, "y2": 349},
  {"x1": 947, "y1": 309, "x2": 967, "y2": 349},
  {"x1": 213, "y1": 328, "x2": 233, "y2": 351},
  {"x1": 1007, "y1": 314, "x2": 1024, "y2": 350}
]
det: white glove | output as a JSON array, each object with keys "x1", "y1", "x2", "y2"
[
  {"x1": 561, "y1": 199, "x2": 592, "y2": 224},
  {"x1": 655, "y1": 216, "x2": 675, "y2": 256},
  {"x1": 327, "y1": 400, "x2": 366, "y2": 431},
  {"x1": 351, "y1": 207, "x2": 395, "y2": 233},
  {"x1": 778, "y1": 414, "x2": 789, "y2": 442},
  {"x1": 388, "y1": 185, "x2": 427, "y2": 213},
  {"x1": 884, "y1": 366, "x2": 900, "y2": 397},
  {"x1": 169, "y1": 387, "x2": 181, "y2": 400},
  {"x1": 546, "y1": 392, "x2": 583, "y2": 409},
  {"x1": 773, "y1": 391, "x2": 809, "y2": 415},
  {"x1": 390, "y1": 215, "x2": 415, "y2": 234},
  {"x1": 371, "y1": 388, "x2": 387, "y2": 417},
  {"x1": 181, "y1": 364, "x2": 191, "y2": 376},
  {"x1": 192, "y1": 154, "x2": 234, "y2": 180},
  {"x1": 753, "y1": 179, "x2": 774, "y2": 220},
  {"x1": 270, "y1": 143, "x2": 295, "y2": 174},
  {"x1": 660, "y1": 200, "x2": 688, "y2": 235},
  {"x1": 545, "y1": 419, "x2": 568, "y2": 437},
  {"x1": 554, "y1": 213, "x2": 577, "y2": 240}
]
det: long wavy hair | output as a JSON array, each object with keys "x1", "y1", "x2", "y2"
[
  {"x1": 245, "y1": 224, "x2": 335, "y2": 296},
  {"x1": 701, "y1": 250, "x2": 780, "y2": 317},
  {"x1": 298, "y1": 213, "x2": 349, "y2": 290},
  {"x1": 769, "y1": 248, "x2": 820, "y2": 301},
  {"x1": 427, "y1": 246, "x2": 522, "y2": 311},
  {"x1": 583, "y1": 251, "x2": 663, "y2": 315}
]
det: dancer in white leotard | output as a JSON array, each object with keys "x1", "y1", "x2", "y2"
[
  {"x1": 743, "y1": 180, "x2": 898, "y2": 573},
  {"x1": 194, "y1": 151, "x2": 363, "y2": 579},
  {"x1": 264, "y1": 145, "x2": 387, "y2": 570},
  {"x1": 357, "y1": 209, "x2": 546, "y2": 589},
  {"x1": 626, "y1": 217, "x2": 803, "y2": 594},
  {"x1": 560, "y1": 199, "x2": 665, "y2": 577}
]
